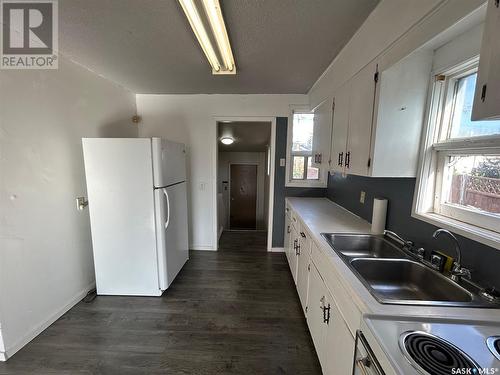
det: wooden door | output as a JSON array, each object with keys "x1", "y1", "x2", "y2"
[{"x1": 230, "y1": 164, "x2": 257, "y2": 229}]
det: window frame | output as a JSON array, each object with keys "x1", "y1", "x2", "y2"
[
  {"x1": 413, "y1": 56, "x2": 500, "y2": 250},
  {"x1": 285, "y1": 106, "x2": 326, "y2": 188}
]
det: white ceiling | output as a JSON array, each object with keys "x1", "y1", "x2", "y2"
[
  {"x1": 59, "y1": 0, "x2": 379, "y2": 94},
  {"x1": 218, "y1": 122, "x2": 271, "y2": 152}
]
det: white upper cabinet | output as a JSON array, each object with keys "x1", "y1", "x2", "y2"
[
  {"x1": 345, "y1": 60, "x2": 378, "y2": 176},
  {"x1": 311, "y1": 98, "x2": 333, "y2": 168},
  {"x1": 330, "y1": 81, "x2": 350, "y2": 174},
  {"x1": 473, "y1": 0, "x2": 500, "y2": 120},
  {"x1": 329, "y1": 50, "x2": 432, "y2": 177}
]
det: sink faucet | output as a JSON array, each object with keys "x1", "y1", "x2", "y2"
[
  {"x1": 384, "y1": 230, "x2": 414, "y2": 251},
  {"x1": 432, "y1": 229, "x2": 471, "y2": 282}
]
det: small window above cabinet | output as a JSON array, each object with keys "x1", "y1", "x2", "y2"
[
  {"x1": 286, "y1": 107, "x2": 330, "y2": 187},
  {"x1": 472, "y1": 0, "x2": 500, "y2": 120},
  {"x1": 329, "y1": 50, "x2": 433, "y2": 177}
]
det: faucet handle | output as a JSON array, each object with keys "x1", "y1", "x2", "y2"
[
  {"x1": 415, "y1": 247, "x2": 425, "y2": 260},
  {"x1": 452, "y1": 263, "x2": 472, "y2": 280}
]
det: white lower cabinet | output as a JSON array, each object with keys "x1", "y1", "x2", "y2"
[
  {"x1": 284, "y1": 214, "x2": 291, "y2": 263},
  {"x1": 296, "y1": 230, "x2": 311, "y2": 313},
  {"x1": 286, "y1": 208, "x2": 355, "y2": 374},
  {"x1": 307, "y1": 262, "x2": 355, "y2": 374},
  {"x1": 323, "y1": 299, "x2": 356, "y2": 375}
]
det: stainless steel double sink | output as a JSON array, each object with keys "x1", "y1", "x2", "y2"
[{"x1": 321, "y1": 233, "x2": 496, "y2": 308}]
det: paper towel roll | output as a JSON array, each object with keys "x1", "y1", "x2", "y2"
[{"x1": 371, "y1": 197, "x2": 388, "y2": 234}]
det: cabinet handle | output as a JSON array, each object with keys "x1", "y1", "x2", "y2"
[
  {"x1": 287, "y1": 225, "x2": 290, "y2": 234},
  {"x1": 495, "y1": 0, "x2": 499, "y2": 8},
  {"x1": 481, "y1": 84, "x2": 487, "y2": 102},
  {"x1": 300, "y1": 231, "x2": 306, "y2": 238},
  {"x1": 296, "y1": 244, "x2": 301, "y2": 255},
  {"x1": 345, "y1": 151, "x2": 351, "y2": 168},
  {"x1": 338, "y1": 152, "x2": 343, "y2": 166},
  {"x1": 356, "y1": 357, "x2": 372, "y2": 375},
  {"x1": 293, "y1": 239, "x2": 297, "y2": 250}
]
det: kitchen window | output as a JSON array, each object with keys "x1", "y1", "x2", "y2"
[
  {"x1": 286, "y1": 111, "x2": 321, "y2": 185},
  {"x1": 414, "y1": 58, "x2": 500, "y2": 248}
]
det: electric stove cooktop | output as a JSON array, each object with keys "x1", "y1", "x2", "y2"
[{"x1": 364, "y1": 317, "x2": 500, "y2": 375}]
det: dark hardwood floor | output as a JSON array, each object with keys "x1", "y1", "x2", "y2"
[
  {"x1": 0, "y1": 238, "x2": 321, "y2": 374},
  {"x1": 218, "y1": 230, "x2": 268, "y2": 252}
]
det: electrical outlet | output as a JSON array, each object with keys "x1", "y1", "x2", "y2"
[{"x1": 360, "y1": 191, "x2": 366, "y2": 204}]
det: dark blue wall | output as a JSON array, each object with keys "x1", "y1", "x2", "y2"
[
  {"x1": 326, "y1": 172, "x2": 500, "y2": 289},
  {"x1": 272, "y1": 117, "x2": 327, "y2": 247}
]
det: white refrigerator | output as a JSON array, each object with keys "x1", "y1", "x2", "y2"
[{"x1": 82, "y1": 137, "x2": 189, "y2": 296}]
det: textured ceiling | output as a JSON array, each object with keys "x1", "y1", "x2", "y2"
[
  {"x1": 218, "y1": 122, "x2": 271, "y2": 152},
  {"x1": 59, "y1": 0, "x2": 379, "y2": 94}
]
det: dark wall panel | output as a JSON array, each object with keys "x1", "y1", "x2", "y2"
[
  {"x1": 272, "y1": 117, "x2": 327, "y2": 247},
  {"x1": 326, "y1": 172, "x2": 500, "y2": 289}
]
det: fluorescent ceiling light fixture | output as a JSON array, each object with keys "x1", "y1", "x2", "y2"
[
  {"x1": 220, "y1": 137, "x2": 234, "y2": 145},
  {"x1": 178, "y1": 0, "x2": 236, "y2": 74}
]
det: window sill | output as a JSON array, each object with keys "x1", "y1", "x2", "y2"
[
  {"x1": 412, "y1": 211, "x2": 500, "y2": 251},
  {"x1": 285, "y1": 181, "x2": 327, "y2": 188}
]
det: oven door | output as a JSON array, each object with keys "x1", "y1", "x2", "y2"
[{"x1": 353, "y1": 330, "x2": 385, "y2": 375}]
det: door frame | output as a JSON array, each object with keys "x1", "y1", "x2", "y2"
[
  {"x1": 213, "y1": 116, "x2": 277, "y2": 252},
  {"x1": 228, "y1": 162, "x2": 259, "y2": 231}
]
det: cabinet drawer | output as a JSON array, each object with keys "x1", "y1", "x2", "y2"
[{"x1": 311, "y1": 241, "x2": 362, "y2": 336}]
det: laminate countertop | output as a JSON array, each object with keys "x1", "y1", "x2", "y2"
[{"x1": 285, "y1": 197, "x2": 500, "y2": 323}]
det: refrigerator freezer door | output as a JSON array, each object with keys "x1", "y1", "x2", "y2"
[
  {"x1": 154, "y1": 182, "x2": 189, "y2": 289},
  {"x1": 152, "y1": 138, "x2": 187, "y2": 188},
  {"x1": 82, "y1": 138, "x2": 161, "y2": 296}
]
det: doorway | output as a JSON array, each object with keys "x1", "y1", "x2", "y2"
[
  {"x1": 215, "y1": 119, "x2": 274, "y2": 251},
  {"x1": 230, "y1": 164, "x2": 258, "y2": 229}
]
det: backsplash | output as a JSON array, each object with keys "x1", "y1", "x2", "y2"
[{"x1": 326, "y1": 172, "x2": 500, "y2": 289}]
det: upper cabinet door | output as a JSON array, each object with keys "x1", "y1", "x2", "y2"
[
  {"x1": 330, "y1": 81, "x2": 350, "y2": 174},
  {"x1": 346, "y1": 61, "x2": 378, "y2": 176},
  {"x1": 311, "y1": 98, "x2": 333, "y2": 168},
  {"x1": 473, "y1": 0, "x2": 500, "y2": 120}
]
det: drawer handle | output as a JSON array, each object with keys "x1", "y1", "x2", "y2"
[
  {"x1": 300, "y1": 231, "x2": 306, "y2": 238},
  {"x1": 356, "y1": 357, "x2": 372, "y2": 375}
]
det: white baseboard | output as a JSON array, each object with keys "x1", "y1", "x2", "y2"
[
  {"x1": 2, "y1": 281, "x2": 95, "y2": 361},
  {"x1": 190, "y1": 245, "x2": 217, "y2": 251},
  {"x1": 269, "y1": 247, "x2": 285, "y2": 252}
]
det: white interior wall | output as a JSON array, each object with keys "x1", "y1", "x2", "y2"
[
  {"x1": 0, "y1": 57, "x2": 137, "y2": 360},
  {"x1": 136, "y1": 94, "x2": 308, "y2": 250},
  {"x1": 218, "y1": 152, "x2": 267, "y2": 230},
  {"x1": 309, "y1": 0, "x2": 485, "y2": 108},
  {"x1": 432, "y1": 22, "x2": 483, "y2": 72}
]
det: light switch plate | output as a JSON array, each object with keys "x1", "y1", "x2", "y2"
[
  {"x1": 360, "y1": 191, "x2": 366, "y2": 204},
  {"x1": 280, "y1": 158, "x2": 286, "y2": 167}
]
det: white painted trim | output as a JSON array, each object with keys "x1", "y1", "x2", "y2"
[
  {"x1": 191, "y1": 245, "x2": 217, "y2": 251},
  {"x1": 2, "y1": 282, "x2": 95, "y2": 361},
  {"x1": 285, "y1": 105, "x2": 327, "y2": 188},
  {"x1": 412, "y1": 212, "x2": 500, "y2": 251},
  {"x1": 270, "y1": 247, "x2": 285, "y2": 253},
  {"x1": 213, "y1": 116, "x2": 276, "y2": 252},
  {"x1": 0, "y1": 352, "x2": 6, "y2": 362}
]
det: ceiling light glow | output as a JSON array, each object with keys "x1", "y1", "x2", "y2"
[{"x1": 220, "y1": 137, "x2": 234, "y2": 145}]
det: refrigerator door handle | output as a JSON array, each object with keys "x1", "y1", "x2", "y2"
[{"x1": 162, "y1": 188, "x2": 171, "y2": 230}]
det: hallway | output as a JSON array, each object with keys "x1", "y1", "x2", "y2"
[
  {"x1": 218, "y1": 230, "x2": 268, "y2": 252},
  {"x1": 0, "y1": 248, "x2": 321, "y2": 374}
]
